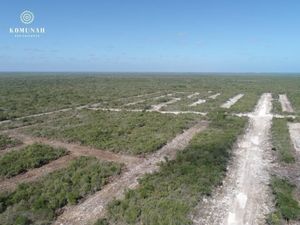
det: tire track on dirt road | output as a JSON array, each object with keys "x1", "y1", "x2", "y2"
[
  {"x1": 54, "y1": 121, "x2": 208, "y2": 225},
  {"x1": 192, "y1": 93, "x2": 274, "y2": 225}
]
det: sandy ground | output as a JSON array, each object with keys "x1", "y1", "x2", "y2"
[
  {"x1": 151, "y1": 97, "x2": 181, "y2": 111},
  {"x1": 208, "y1": 93, "x2": 221, "y2": 99},
  {"x1": 189, "y1": 99, "x2": 206, "y2": 106},
  {"x1": 88, "y1": 107, "x2": 207, "y2": 115},
  {"x1": 187, "y1": 92, "x2": 200, "y2": 99},
  {"x1": 221, "y1": 94, "x2": 244, "y2": 109},
  {"x1": 54, "y1": 121, "x2": 208, "y2": 225},
  {"x1": 192, "y1": 93, "x2": 274, "y2": 225},
  {"x1": 279, "y1": 94, "x2": 294, "y2": 113}
]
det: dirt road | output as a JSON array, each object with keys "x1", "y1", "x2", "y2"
[
  {"x1": 192, "y1": 93, "x2": 273, "y2": 225},
  {"x1": 221, "y1": 94, "x2": 244, "y2": 109},
  {"x1": 189, "y1": 99, "x2": 206, "y2": 106},
  {"x1": 279, "y1": 94, "x2": 294, "y2": 113},
  {"x1": 54, "y1": 121, "x2": 208, "y2": 225},
  {"x1": 5, "y1": 131, "x2": 141, "y2": 166}
]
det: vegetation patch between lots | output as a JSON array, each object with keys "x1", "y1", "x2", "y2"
[
  {"x1": 0, "y1": 156, "x2": 122, "y2": 225},
  {"x1": 24, "y1": 110, "x2": 198, "y2": 155},
  {"x1": 0, "y1": 134, "x2": 21, "y2": 150},
  {"x1": 95, "y1": 112, "x2": 246, "y2": 225},
  {"x1": 268, "y1": 176, "x2": 300, "y2": 225},
  {"x1": 271, "y1": 118, "x2": 295, "y2": 163},
  {"x1": 0, "y1": 143, "x2": 67, "y2": 178}
]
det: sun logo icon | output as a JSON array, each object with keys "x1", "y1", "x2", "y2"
[{"x1": 20, "y1": 10, "x2": 34, "y2": 24}]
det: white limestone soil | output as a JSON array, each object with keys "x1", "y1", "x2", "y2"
[
  {"x1": 208, "y1": 93, "x2": 221, "y2": 99},
  {"x1": 279, "y1": 94, "x2": 294, "y2": 113},
  {"x1": 221, "y1": 94, "x2": 244, "y2": 109},
  {"x1": 192, "y1": 93, "x2": 274, "y2": 225},
  {"x1": 189, "y1": 99, "x2": 206, "y2": 106}
]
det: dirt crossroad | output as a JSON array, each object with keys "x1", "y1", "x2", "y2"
[
  {"x1": 192, "y1": 93, "x2": 274, "y2": 225},
  {"x1": 54, "y1": 121, "x2": 208, "y2": 225}
]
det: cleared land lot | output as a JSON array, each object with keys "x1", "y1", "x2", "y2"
[{"x1": 0, "y1": 74, "x2": 300, "y2": 225}]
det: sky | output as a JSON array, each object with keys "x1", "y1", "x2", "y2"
[{"x1": 1, "y1": 0, "x2": 300, "y2": 72}]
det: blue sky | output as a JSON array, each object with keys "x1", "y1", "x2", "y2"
[{"x1": 1, "y1": 0, "x2": 300, "y2": 72}]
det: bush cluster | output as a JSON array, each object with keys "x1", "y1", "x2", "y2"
[
  {"x1": 0, "y1": 156, "x2": 122, "y2": 225},
  {"x1": 0, "y1": 143, "x2": 67, "y2": 178}
]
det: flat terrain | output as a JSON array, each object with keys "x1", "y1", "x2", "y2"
[{"x1": 0, "y1": 73, "x2": 300, "y2": 225}]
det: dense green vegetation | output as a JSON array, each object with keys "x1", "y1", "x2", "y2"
[
  {"x1": 0, "y1": 143, "x2": 67, "y2": 178},
  {"x1": 271, "y1": 118, "x2": 295, "y2": 163},
  {"x1": 0, "y1": 156, "x2": 122, "y2": 225},
  {"x1": 95, "y1": 112, "x2": 246, "y2": 225},
  {"x1": 1, "y1": 74, "x2": 300, "y2": 121},
  {"x1": 23, "y1": 110, "x2": 198, "y2": 154},
  {"x1": 0, "y1": 134, "x2": 21, "y2": 150},
  {"x1": 268, "y1": 176, "x2": 300, "y2": 225}
]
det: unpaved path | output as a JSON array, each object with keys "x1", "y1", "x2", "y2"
[
  {"x1": 0, "y1": 92, "x2": 163, "y2": 126},
  {"x1": 151, "y1": 97, "x2": 181, "y2": 111},
  {"x1": 54, "y1": 121, "x2": 208, "y2": 225},
  {"x1": 288, "y1": 123, "x2": 300, "y2": 152},
  {"x1": 0, "y1": 131, "x2": 142, "y2": 192},
  {"x1": 187, "y1": 92, "x2": 200, "y2": 99},
  {"x1": 192, "y1": 93, "x2": 273, "y2": 225},
  {"x1": 221, "y1": 94, "x2": 244, "y2": 109},
  {"x1": 88, "y1": 107, "x2": 207, "y2": 115},
  {"x1": 208, "y1": 93, "x2": 221, "y2": 99},
  {"x1": 279, "y1": 94, "x2": 294, "y2": 113},
  {"x1": 0, "y1": 154, "x2": 75, "y2": 192},
  {"x1": 5, "y1": 131, "x2": 141, "y2": 167},
  {"x1": 189, "y1": 99, "x2": 206, "y2": 106}
]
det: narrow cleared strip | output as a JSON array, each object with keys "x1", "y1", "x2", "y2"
[
  {"x1": 187, "y1": 92, "x2": 200, "y2": 99},
  {"x1": 288, "y1": 123, "x2": 300, "y2": 152},
  {"x1": 189, "y1": 99, "x2": 206, "y2": 106},
  {"x1": 192, "y1": 93, "x2": 273, "y2": 225},
  {"x1": 208, "y1": 93, "x2": 221, "y2": 99},
  {"x1": 151, "y1": 97, "x2": 181, "y2": 111},
  {"x1": 88, "y1": 107, "x2": 207, "y2": 115},
  {"x1": 54, "y1": 121, "x2": 208, "y2": 225},
  {"x1": 221, "y1": 94, "x2": 244, "y2": 109},
  {"x1": 5, "y1": 131, "x2": 141, "y2": 166},
  {"x1": 279, "y1": 94, "x2": 294, "y2": 113}
]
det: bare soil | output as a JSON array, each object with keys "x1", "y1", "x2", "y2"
[
  {"x1": 151, "y1": 97, "x2": 181, "y2": 111},
  {"x1": 187, "y1": 92, "x2": 200, "y2": 99},
  {"x1": 192, "y1": 93, "x2": 274, "y2": 225},
  {"x1": 279, "y1": 94, "x2": 294, "y2": 113},
  {"x1": 208, "y1": 93, "x2": 221, "y2": 99},
  {"x1": 53, "y1": 121, "x2": 208, "y2": 225},
  {"x1": 221, "y1": 94, "x2": 244, "y2": 109},
  {"x1": 189, "y1": 99, "x2": 206, "y2": 106}
]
